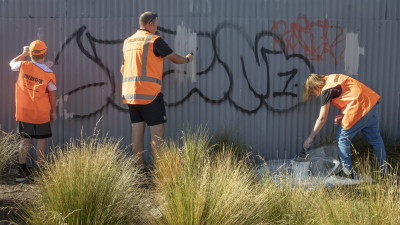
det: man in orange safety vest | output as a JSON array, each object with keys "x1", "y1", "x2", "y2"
[{"x1": 121, "y1": 11, "x2": 194, "y2": 173}]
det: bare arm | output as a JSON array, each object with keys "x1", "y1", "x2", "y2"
[
  {"x1": 9, "y1": 46, "x2": 30, "y2": 67},
  {"x1": 165, "y1": 52, "x2": 193, "y2": 64},
  {"x1": 49, "y1": 91, "x2": 57, "y2": 121},
  {"x1": 303, "y1": 103, "x2": 330, "y2": 149}
]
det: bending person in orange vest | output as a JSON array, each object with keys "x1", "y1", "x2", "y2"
[
  {"x1": 9, "y1": 40, "x2": 57, "y2": 182},
  {"x1": 302, "y1": 73, "x2": 387, "y2": 179},
  {"x1": 120, "y1": 11, "x2": 193, "y2": 172}
]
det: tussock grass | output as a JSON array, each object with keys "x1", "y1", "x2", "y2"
[
  {"x1": 1, "y1": 126, "x2": 398, "y2": 224},
  {"x1": 259, "y1": 155, "x2": 400, "y2": 225},
  {"x1": 23, "y1": 131, "x2": 150, "y2": 225},
  {"x1": 152, "y1": 127, "x2": 272, "y2": 225},
  {"x1": 152, "y1": 127, "x2": 400, "y2": 224},
  {"x1": 209, "y1": 131, "x2": 250, "y2": 161},
  {"x1": 311, "y1": 182, "x2": 400, "y2": 224},
  {"x1": 308, "y1": 172, "x2": 400, "y2": 225},
  {"x1": 0, "y1": 130, "x2": 20, "y2": 175}
]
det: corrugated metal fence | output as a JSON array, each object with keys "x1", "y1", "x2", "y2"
[{"x1": 1, "y1": 0, "x2": 399, "y2": 161}]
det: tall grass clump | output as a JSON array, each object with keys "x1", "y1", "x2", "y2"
[
  {"x1": 209, "y1": 130, "x2": 250, "y2": 162},
  {"x1": 152, "y1": 127, "x2": 272, "y2": 225},
  {"x1": 23, "y1": 130, "x2": 150, "y2": 225},
  {"x1": 311, "y1": 154, "x2": 400, "y2": 225},
  {"x1": 259, "y1": 153, "x2": 400, "y2": 225},
  {"x1": 308, "y1": 166, "x2": 400, "y2": 224},
  {"x1": 311, "y1": 180, "x2": 400, "y2": 224},
  {"x1": 0, "y1": 130, "x2": 20, "y2": 175},
  {"x1": 257, "y1": 166, "x2": 321, "y2": 224}
]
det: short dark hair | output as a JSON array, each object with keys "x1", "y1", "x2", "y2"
[{"x1": 139, "y1": 11, "x2": 158, "y2": 27}]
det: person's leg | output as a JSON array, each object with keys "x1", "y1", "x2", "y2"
[
  {"x1": 19, "y1": 138, "x2": 32, "y2": 164},
  {"x1": 131, "y1": 122, "x2": 146, "y2": 168},
  {"x1": 142, "y1": 93, "x2": 167, "y2": 167},
  {"x1": 128, "y1": 104, "x2": 147, "y2": 168},
  {"x1": 361, "y1": 105, "x2": 387, "y2": 172},
  {"x1": 337, "y1": 128, "x2": 355, "y2": 175},
  {"x1": 149, "y1": 123, "x2": 165, "y2": 159},
  {"x1": 17, "y1": 122, "x2": 33, "y2": 164},
  {"x1": 16, "y1": 122, "x2": 35, "y2": 181},
  {"x1": 32, "y1": 122, "x2": 52, "y2": 170},
  {"x1": 16, "y1": 138, "x2": 32, "y2": 182},
  {"x1": 35, "y1": 138, "x2": 47, "y2": 166},
  {"x1": 336, "y1": 116, "x2": 368, "y2": 175}
]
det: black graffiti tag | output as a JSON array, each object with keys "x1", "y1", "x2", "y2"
[{"x1": 54, "y1": 23, "x2": 314, "y2": 119}]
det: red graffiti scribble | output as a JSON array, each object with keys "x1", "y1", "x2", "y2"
[{"x1": 271, "y1": 14, "x2": 345, "y2": 65}]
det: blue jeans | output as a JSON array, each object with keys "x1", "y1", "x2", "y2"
[{"x1": 336, "y1": 104, "x2": 387, "y2": 174}]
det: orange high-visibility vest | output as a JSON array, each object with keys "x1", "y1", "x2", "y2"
[
  {"x1": 322, "y1": 74, "x2": 380, "y2": 129},
  {"x1": 122, "y1": 30, "x2": 164, "y2": 105},
  {"x1": 15, "y1": 61, "x2": 56, "y2": 124}
]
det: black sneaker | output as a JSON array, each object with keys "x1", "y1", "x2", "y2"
[
  {"x1": 15, "y1": 172, "x2": 28, "y2": 182},
  {"x1": 30, "y1": 164, "x2": 45, "y2": 181},
  {"x1": 16, "y1": 163, "x2": 30, "y2": 182},
  {"x1": 336, "y1": 170, "x2": 354, "y2": 179}
]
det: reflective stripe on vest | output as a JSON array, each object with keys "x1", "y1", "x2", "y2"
[
  {"x1": 122, "y1": 75, "x2": 162, "y2": 85},
  {"x1": 122, "y1": 94, "x2": 155, "y2": 100},
  {"x1": 141, "y1": 34, "x2": 154, "y2": 79},
  {"x1": 122, "y1": 30, "x2": 163, "y2": 105}
]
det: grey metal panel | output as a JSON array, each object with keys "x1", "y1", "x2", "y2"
[
  {"x1": 1, "y1": 0, "x2": 399, "y2": 162},
  {"x1": 387, "y1": 0, "x2": 400, "y2": 20},
  {"x1": 0, "y1": 0, "x2": 66, "y2": 18}
]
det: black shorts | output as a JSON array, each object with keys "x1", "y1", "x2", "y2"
[
  {"x1": 128, "y1": 93, "x2": 167, "y2": 126},
  {"x1": 17, "y1": 121, "x2": 52, "y2": 139}
]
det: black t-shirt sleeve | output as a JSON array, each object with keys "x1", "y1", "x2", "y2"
[
  {"x1": 320, "y1": 91, "x2": 332, "y2": 105},
  {"x1": 153, "y1": 37, "x2": 174, "y2": 58},
  {"x1": 320, "y1": 85, "x2": 342, "y2": 105}
]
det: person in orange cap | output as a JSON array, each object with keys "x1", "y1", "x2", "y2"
[
  {"x1": 302, "y1": 73, "x2": 387, "y2": 179},
  {"x1": 9, "y1": 40, "x2": 57, "y2": 182}
]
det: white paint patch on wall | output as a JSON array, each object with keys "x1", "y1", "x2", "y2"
[
  {"x1": 344, "y1": 33, "x2": 365, "y2": 76},
  {"x1": 57, "y1": 95, "x2": 74, "y2": 119},
  {"x1": 36, "y1": 27, "x2": 45, "y2": 40},
  {"x1": 173, "y1": 22, "x2": 198, "y2": 83},
  {"x1": 45, "y1": 60, "x2": 54, "y2": 68},
  {"x1": 398, "y1": 92, "x2": 400, "y2": 112}
]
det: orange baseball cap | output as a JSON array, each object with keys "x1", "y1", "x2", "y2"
[{"x1": 29, "y1": 40, "x2": 48, "y2": 55}]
